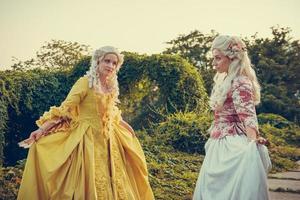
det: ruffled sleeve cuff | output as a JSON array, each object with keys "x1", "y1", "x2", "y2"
[{"x1": 35, "y1": 105, "x2": 76, "y2": 133}]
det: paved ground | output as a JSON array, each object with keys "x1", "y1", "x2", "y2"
[
  {"x1": 268, "y1": 161, "x2": 300, "y2": 199},
  {"x1": 268, "y1": 178, "x2": 300, "y2": 192},
  {"x1": 269, "y1": 171, "x2": 300, "y2": 180},
  {"x1": 269, "y1": 191, "x2": 300, "y2": 200}
]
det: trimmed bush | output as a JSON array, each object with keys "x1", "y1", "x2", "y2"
[{"x1": 154, "y1": 112, "x2": 212, "y2": 154}]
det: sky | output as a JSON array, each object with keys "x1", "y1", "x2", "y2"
[{"x1": 0, "y1": 0, "x2": 299, "y2": 70}]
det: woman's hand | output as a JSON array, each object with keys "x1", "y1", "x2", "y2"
[
  {"x1": 19, "y1": 120, "x2": 60, "y2": 148},
  {"x1": 245, "y1": 126, "x2": 269, "y2": 146},
  {"x1": 29, "y1": 128, "x2": 46, "y2": 141},
  {"x1": 18, "y1": 128, "x2": 46, "y2": 148},
  {"x1": 256, "y1": 136, "x2": 269, "y2": 146}
]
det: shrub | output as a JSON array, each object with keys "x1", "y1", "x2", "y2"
[{"x1": 154, "y1": 112, "x2": 212, "y2": 154}]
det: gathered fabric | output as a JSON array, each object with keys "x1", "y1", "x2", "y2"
[
  {"x1": 193, "y1": 76, "x2": 271, "y2": 200},
  {"x1": 17, "y1": 76, "x2": 154, "y2": 200},
  {"x1": 193, "y1": 135, "x2": 271, "y2": 200}
]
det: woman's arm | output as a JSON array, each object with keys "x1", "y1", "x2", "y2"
[
  {"x1": 232, "y1": 77, "x2": 268, "y2": 144},
  {"x1": 245, "y1": 127, "x2": 257, "y2": 140},
  {"x1": 36, "y1": 77, "x2": 88, "y2": 129},
  {"x1": 19, "y1": 115, "x2": 69, "y2": 148},
  {"x1": 246, "y1": 127, "x2": 268, "y2": 144},
  {"x1": 19, "y1": 77, "x2": 88, "y2": 148},
  {"x1": 29, "y1": 121, "x2": 57, "y2": 141},
  {"x1": 232, "y1": 78, "x2": 258, "y2": 136}
]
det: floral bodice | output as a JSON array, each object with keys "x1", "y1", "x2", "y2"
[{"x1": 209, "y1": 76, "x2": 259, "y2": 139}]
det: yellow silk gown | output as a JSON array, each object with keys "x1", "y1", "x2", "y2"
[{"x1": 17, "y1": 76, "x2": 154, "y2": 200}]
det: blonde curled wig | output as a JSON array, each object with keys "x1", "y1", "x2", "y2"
[
  {"x1": 209, "y1": 35, "x2": 261, "y2": 110},
  {"x1": 86, "y1": 46, "x2": 124, "y2": 99}
]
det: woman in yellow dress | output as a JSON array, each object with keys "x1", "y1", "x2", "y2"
[{"x1": 17, "y1": 46, "x2": 154, "y2": 200}]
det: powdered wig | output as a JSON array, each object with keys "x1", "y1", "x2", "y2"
[
  {"x1": 86, "y1": 46, "x2": 124, "y2": 98},
  {"x1": 209, "y1": 35, "x2": 261, "y2": 110}
]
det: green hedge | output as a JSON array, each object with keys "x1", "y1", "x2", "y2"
[
  {"x1": 118, "y1": 53, "x2": 209, "y2": 129},
  {"x1": 258, "y1": 113, "x2": 300, "y2": 172},
  {"x1": 0, "y1": 53, "x2": 208, "y2": 166},
  {"x1": 0, "y1": 69, "x2": 75, "y2": 166},
  {"x1": 153, "y1": 112, "x2": 212, "y2": 154}
]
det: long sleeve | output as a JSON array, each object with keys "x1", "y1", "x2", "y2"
[
  {"x1": 232, "y1": 76, "x2": 259, "y2": 133},
  {"x1": 35, "y1": 76, "x2": 88, "y2": 132}
]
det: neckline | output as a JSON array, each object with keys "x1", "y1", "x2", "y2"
[{"x1": 93, "y1": 88, "x2": 114, "y2": 98}]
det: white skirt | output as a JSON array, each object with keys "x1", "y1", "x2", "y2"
[{"x1": 193, "y1": 134, "x2": 271, "y2": 200}]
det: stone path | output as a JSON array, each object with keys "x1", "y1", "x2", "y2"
[{"x1": 268, "y1": 161, "x2": 300, "y2": 199}]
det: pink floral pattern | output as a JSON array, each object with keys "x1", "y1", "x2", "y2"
[
  {"x1": 210, "y1": 76, "x2": 259, "y2": 139},
  {"x1": 227, "y1": 40, "x2": 247, "y2": 59}
]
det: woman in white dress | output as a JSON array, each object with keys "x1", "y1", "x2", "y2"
[{"x1": 193, "y1": 35, "x2": 271, "y2": 200}]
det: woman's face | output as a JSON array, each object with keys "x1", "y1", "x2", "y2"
[
  {"x1": 212, "y1": 49, "x2": 231, "y2": 73},
  {"x1": 97, "y1": 53, "x2": 119, "y2": 77}
]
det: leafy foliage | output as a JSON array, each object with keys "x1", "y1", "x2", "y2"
[
  {"x1": 153, "y1": 112, "x2": 212, "y2": 154},
  {"x1": 258, "y1": 113, "x2": 300, "y2": 172},
  {"x1": 247, "y1": 27, "x2": 300, "y2": 124},
  {"x1": 0, "y1": 53, "x2": 208, "y2": 166},
  {"x1": 165, "y1": 26, "x2": 300, "y2": 124},
  {"x1": 164, "y1": 30, "x2": 218, "y2": 92},
  {"x1": 0, "y1": 160, "x2": 24, "y2": 200},
  {"x1": 119, "y1": 52, "x2": 209, "y2": 129},
  {"x1": 0, "y1": 69, "x2": 76, "y2": 165},
  {"x1": 120, "y1": 130, "x2": 204, "y2": 200},
  {"x1": 2, "y1": 113, "x2": 299, "y2": 200},
  {"x1": 1, "y1": 26, "x2": 300, "y2": 199}
]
